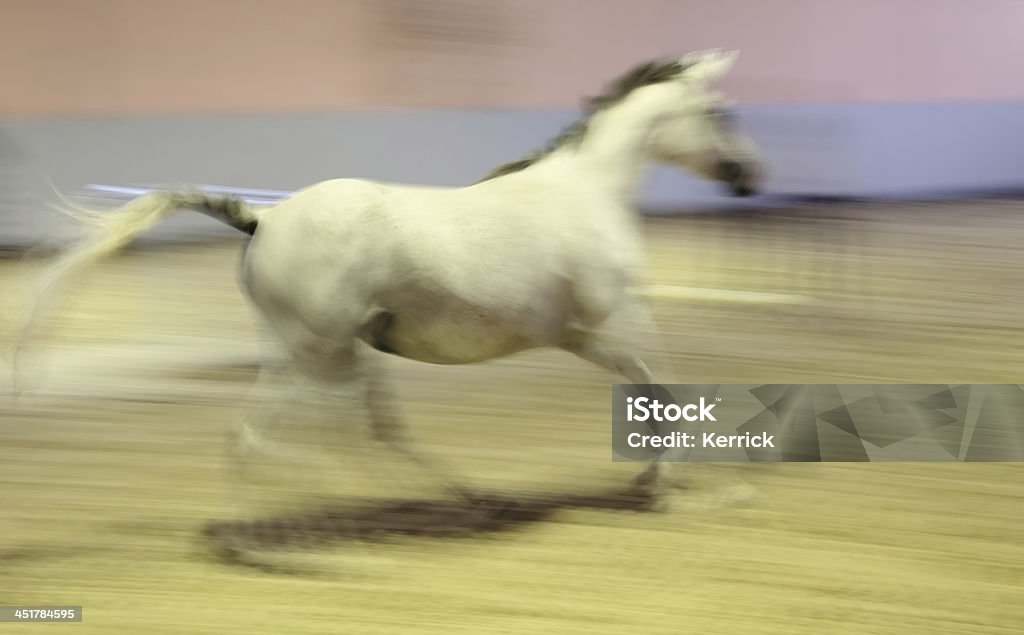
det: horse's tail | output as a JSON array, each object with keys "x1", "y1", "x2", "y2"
[{"x1": 11, "y1": 190, "x2": 261, "y2": 393}]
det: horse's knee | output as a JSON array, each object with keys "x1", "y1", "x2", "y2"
[{"x1": 564, "y1": 336, "x2": 653, "y2": 384}]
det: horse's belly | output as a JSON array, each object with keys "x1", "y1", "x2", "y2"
[{"x1": 374, "y1": 302, "x2": 565, "y2": 364}]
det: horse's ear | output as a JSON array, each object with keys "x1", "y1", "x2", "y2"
[{"x1": 680, "y1": 49, "x2": 739, "y2": 83}]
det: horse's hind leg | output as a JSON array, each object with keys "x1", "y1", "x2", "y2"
[
  {"x1": 228, "y1": 358, "x2": 304, "y2": 471},
  {"x1": 361, "y1": 351, "x2": 478, "y2": 502},
  {"x1": 224, "y1": 337, "x2": 364, "y2": 512}
]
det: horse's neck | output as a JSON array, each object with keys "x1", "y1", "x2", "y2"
[{"x1": 559, "y1": 98, "x2": 661, "y2": 202}]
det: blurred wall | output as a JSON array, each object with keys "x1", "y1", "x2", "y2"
[
  {"x1": 2, "y1": 0, "x2": 1023, "y2": 242},
  {"x1": 3, "y1": 0, "x2": 1023, "y2": 115}
]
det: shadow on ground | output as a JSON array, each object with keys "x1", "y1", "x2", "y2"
[{"x1": 202, "y1": 485, "x2": 658, "y2": 562}]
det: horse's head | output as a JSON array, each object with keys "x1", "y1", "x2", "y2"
[{"x1": 645, "y1": 50, "x2": 764, "y2": 197}]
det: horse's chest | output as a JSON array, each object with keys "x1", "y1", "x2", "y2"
[{"x1": 565, "y1": 239, "x2": 641, "y2": 328}]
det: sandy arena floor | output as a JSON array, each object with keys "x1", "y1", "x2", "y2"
[{"x1": 1, "y1": 199, "x2": 1022, "y2": 633}]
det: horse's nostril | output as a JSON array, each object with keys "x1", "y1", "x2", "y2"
[{"x1": 717, "y1": 160, "x2": 744, "y2": 183}]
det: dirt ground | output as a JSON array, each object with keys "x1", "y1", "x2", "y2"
[{"x1": 1, "y1": 199, "x2": 1022, "y2": 634}]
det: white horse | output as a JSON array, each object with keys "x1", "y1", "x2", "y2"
[{"x1": 18, "y1": 50, "x2": 763, "y2": 501}]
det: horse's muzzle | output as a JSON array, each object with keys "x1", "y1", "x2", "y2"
[{"x1": 717, "y1": 160, "x2": 759, "y2": 197}]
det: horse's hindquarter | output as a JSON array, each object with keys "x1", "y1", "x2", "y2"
[{"x1": 240, "y1": 179, "x2": 398, "y2": 345}]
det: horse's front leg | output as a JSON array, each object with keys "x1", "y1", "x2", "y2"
[
  {"x1": 561, "y1": 337, "x2": 684, "y2": 497},
  {"x1": 561, "y1": 300, "x2": 687, "y2": 499},
  {"x1": 564, "y1": 299, "x2": 761, "y2": 511}
]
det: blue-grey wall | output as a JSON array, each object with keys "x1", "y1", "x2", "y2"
[{"x1": 3, "y1": 101, "x2": 1024, "y2": 244}]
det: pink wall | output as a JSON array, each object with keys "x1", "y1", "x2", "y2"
[{"x1": 2, "y1": 0, "x2": 1022, "y2": 117}]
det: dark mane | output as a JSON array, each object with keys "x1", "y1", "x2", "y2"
[
  {"x1": 585, "y1": 59, "x2": 687, "y2": 111},
  {"x1": 478, "y1": 58, "x2": 689, "y2": 183}
]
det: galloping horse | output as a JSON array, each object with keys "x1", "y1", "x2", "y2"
[{"x1": 18, "y1": 50, "x2": 763, "y2": 500}]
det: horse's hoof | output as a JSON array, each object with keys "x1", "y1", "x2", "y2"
[
  {"x1": 716, "y1": 482, "x2": 762, "y2": 507},
  {"x1": 668, "y1": 474, "x2": 692, "y2": 490},
  {"x1": 651, "y1": 497, "x2": 671, "y2": 513},
  {"x1": 624, "y1": 477, "x2": 669, "y2": 512},
  {"x1": 630, "y1": 465, "x2": 660, "y2": 492}
]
